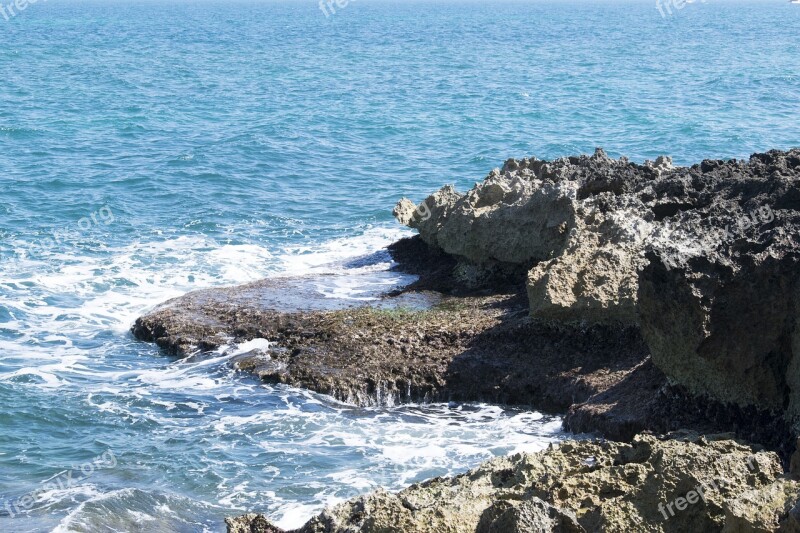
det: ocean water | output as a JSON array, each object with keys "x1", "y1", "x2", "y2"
[{"x1": 1, "y1": 0, "x2": 799, "y2": 531}]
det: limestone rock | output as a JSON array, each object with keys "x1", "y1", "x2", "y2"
[
  {"x1": 476, "y1": 498, "x2": 584, "y2": 532},
  {"x1": 723, "y1": 478, "x2": 800, "y2": 532},
  {"x1": 228, "y1": 435, "x2": 794, "y2": 533},
  {"x1": 395, "y1": 148, "x2": 659, "y2": 325},
  {"x1": 392, "y1": 197, "x2": 417, "y2": 226},
  {"x1": 527, "y1": 200, "x2": 652, "y2": 325}
]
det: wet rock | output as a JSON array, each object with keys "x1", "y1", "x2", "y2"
[{"x1": 132, "y1": 282, "x2": 650, "y2": 411}]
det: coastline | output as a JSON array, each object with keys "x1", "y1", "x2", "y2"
[{"x1": 132, "y1": 148, "x2": 800, "y2": 532}]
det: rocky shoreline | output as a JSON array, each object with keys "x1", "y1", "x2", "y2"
[
  {"x1": 133, "y1": 149, "x2": 800, "y2": 531},
  {"x1": 226, "y1": 434, "x2": 799, "y2": 533}
]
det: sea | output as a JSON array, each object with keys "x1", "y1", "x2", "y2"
[{"x1": 1, "y1": 0, "x2": 799, "y2": 530}]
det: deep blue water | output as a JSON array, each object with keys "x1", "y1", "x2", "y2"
[{"x1": 0, "y1": 0, "x2": 799, "y2": 531}]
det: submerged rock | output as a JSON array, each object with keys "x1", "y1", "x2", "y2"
[{"x1": 228, "y1": 434, "x2": 797, "y2": 533}]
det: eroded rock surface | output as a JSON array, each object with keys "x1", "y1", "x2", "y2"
[
  {"x1": 132, "y1": 279, "x2": 649, "y2": 411},
  {"x1": 397, "y1": 149, "x2": 800, "y2": 433},
  {"x1": 637, "y1": 151, "x2": 800, "y2": 422},
  {"x1": 395, "y1": 149, "x2": 666, "y2": 324},
  {"x1": 228, "y1": 434, "x2": 798, "y2": 533}
]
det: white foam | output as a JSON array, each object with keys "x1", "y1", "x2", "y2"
[
  {"x1": 275, "y1": 227, "x2": 410, "y2": 276},
  {"x1": 0, "y1": 226, "x2": 407, "y2": 390},
  {"x1": 229, "y1": 338, "x2": 271, "y2": 356},
  {"x1": 0, "y1": 224, "x2": 572, "y2": 532}
]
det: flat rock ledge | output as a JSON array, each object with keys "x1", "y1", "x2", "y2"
[
  {"x1": 226, "y1": 434, "x2": 800, "y2": 533},
  {"x1": 131, "y1": 277, "x2": 649, "y2": 414}
]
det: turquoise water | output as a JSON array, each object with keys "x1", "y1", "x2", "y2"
[{"x1": 1, "y1": 0, "x2": 799, "y2": 531}]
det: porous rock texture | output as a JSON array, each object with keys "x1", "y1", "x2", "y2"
[
  {"x1": 396, "y1": 149, "x2": 800, "y2": 430},
  {"x1": 637, "y1": 153, "x2": 800, "y2": 422},
  {"x1": 395, "y1": 149, "x2": 670, "y2": 325},
  {"x1": 227, "y1": 434, "x2": 799, "y2": 533}
]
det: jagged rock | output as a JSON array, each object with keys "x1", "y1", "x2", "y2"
[
  {"x1": 724, "y1": 478, "x2": 800, "y2": 532},
  {"x1": 398, "y1": 149, "x2": 800, "y2": 427},
  {"x1": 392, "y1": 198, "x2": 418, "y2": 226},
  {"x1": 396, "y1": 171, "x2": 577, "y2": 266},
  {"x1": 476, "y1": 498, "x2": 584, "y2": 532},
  {"x1": 127, "y1": 149, "x2": 800, "y2": 533},
  {"x1": 637, "y1": 150, "x2": 800, "y2": 421},
  {"x1": 395, "y1": 148, "x2": 659, "y2": 325},
  {"x1": 527, "y1": 199, "x2": 651, "y2": 325},
  {"x1": 227, "y1": 435, "x2": 797, "y2": 533}
]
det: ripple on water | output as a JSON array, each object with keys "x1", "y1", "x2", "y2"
[{"x1": 0, "y1": 0, "x2": 798, "y2": 531}]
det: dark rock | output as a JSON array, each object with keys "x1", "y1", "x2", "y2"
[{"x1": 132, "y1": 282, "x2": 650, "y2": 411}]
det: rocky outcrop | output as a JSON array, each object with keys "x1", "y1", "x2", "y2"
[
  {"x1": 395, "y1": 150, "x2": 800, "y2": 329},
  {"x1": 130, "y1": 149, "x2": 800, "y2": 532},
  {"x1": 637, "y1": 151, "x2": 800, "y2": 426},
  {"x1": 397, "y1": 148, "x2": 800, "y2": 435},
  {"x1": 394, "y1": 150, "x2": 671, "y2": 324},
  {"x1": 526, "y1": 199, "x2": 650, "y2": 325},
  {"x1": 227, "y1": 434, "x2": 798, "y2": 533},
  {"x1": 394, "y1": 174, "x2": 575, "y2": 266},
  {"x1": 134, "y1": 149, "x2": 800, "y2": 437}
]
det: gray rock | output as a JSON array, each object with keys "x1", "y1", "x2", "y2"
[
  {"x1": 477, "y1": 498, "x2": 584, "y2": 532},
  {"x1": 395, "y1": 147, "x2": 659, "y2": 325}
]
